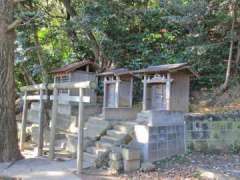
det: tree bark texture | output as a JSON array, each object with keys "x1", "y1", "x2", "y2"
[{"x1": 0, "y1": 0, "x2": 22, "y2": 161}]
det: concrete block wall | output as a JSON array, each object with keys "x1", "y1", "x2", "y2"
[{"x1": 185, "y1": 110, "x2": 240, "y2": 152}]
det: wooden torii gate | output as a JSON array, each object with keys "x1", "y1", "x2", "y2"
[{"x1": 19, "y1": 81, "x2": 96, "y2": 174}]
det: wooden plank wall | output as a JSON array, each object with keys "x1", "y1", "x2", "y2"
[{"x1": 170, "y1": 71, "x2": 190, "y2": 112}]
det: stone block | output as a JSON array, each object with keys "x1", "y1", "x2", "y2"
[
  {"x1": 109, "y1": 160, "x2": 123, "y2": 170},
  {"x1": 123, "y1": 159, "x2": 140, "y2": 172},
  {"x1": 136, "y1": 110, "x2": 184, "y2": 127},
  {"x1": 66, "y1": 135, "x2": 94, "y2": 153},
  {"x1": 103, "y1": 107, "x2": 138, "y2": 121},
  {"x1": 108, "y1": 168, "x2": 119, "y2": 176},
  {"x1": 122, "y1": 148, "x2": 140, "y2": 160},
  {"x1": 109, "y1": 152, "x2": 122, "y2": 161},
  {"x1": 140, "y1": 162, "x2": 156, "y2": 172},
  {"x1": 84, "y1": 120, "x2": 110, "y2": 139}
]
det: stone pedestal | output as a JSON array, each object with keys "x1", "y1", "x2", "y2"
[{"x1": 135, "y1": 110, "x2": 185, "y2": 162}]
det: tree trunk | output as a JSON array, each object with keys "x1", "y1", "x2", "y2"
[
  {"x1": 21, "y1": 64, "x2": 36, "y2": 85},
  {"x1": 221, "y1": 0, "x2": 237, "y2": 91},
  {"x1": 0, "y1": 0, "x2": 22, "y2": 162},
  {"x1": 33, "y1": 27, "x2": 48, "y2": 83},
  {"x1": 236, "y1": 40, "x2": 240, "y2": 66}
]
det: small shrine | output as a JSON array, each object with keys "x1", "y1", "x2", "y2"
[
  {"x1": 133, "y1": 63, "x2": 196, "y2": 112},
  {"x1": 98, "y1": 68, "x2": 134, "y2": 108},
  {"x1": 98, "y1": 68, "x2": 137, "y2": 121},
  {"x1": 51, "y1": 60, "x2": 99, "y2": 103}
]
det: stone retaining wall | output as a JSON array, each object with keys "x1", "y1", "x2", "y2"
[{"x1": 185, "y1": 110, "x2": 240, "y2": 152}]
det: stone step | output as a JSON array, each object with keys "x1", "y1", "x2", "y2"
[
  {"x1": 85, "y1": 119, "x2": 110, "y2": 128},
  {"x1": 85, "y1": 120, "x2": 110, "y2": 128},
  {"x1": 113, "y1": 124, "x2": 133, "y2": 133},
  {"x1": 84, "y1": 119, "x2": 110, "y2": 140},
  {"x1": 84, "y1": 152, "x2": 97, "y2": 163},
  {"x1": 100, "y1": 136, "x2": 122, "y2": 145},
  {"x1": 85, "y1": 146, "x2": 109, "y2": 156},
  {"x1": 85, "y1": 146, "x2": 97, "y2": 154},
  {"x1": 88, "y1": 116, "x2": 105, "y2": 122},
  {"x1": 120, "y1": 121, "x2": 138, "y2": 127},
  {"x1": 96, "y1": 141, "x2": 113, "y2": 149},
  {"x1": 84, "y1": 129, "x2": 104, "y2": 140},
  {"x1": 84, "y1": 124, "x2": 109, "y2": 132},
  {"x1": 106, "y1": 129, "x2": 127, "y2": 138}
]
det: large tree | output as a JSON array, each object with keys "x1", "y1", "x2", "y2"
[{"x1": 0, "y1": 0, "x2": 22, "y2": 161}]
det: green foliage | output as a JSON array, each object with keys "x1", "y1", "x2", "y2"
[{"x1": 15, "y1": 0, "x2": 240, "y2": 91}]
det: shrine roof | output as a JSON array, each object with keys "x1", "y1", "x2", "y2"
[
  {"x1": 133, "y1": 63, "x2": 197, "y2": 76},
  {"x1": 98, "y1": 68, "x2": 133, "y2": 76},
  {"x1": 50, "y1": 60, "x2": 98, "y2": 74}
]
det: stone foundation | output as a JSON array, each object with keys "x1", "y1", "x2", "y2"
[
  {"x1": 103, "y1": 107, "x2": 138, "y2": 121},
  {"x1": 135, "y1": 110, "x2": 185, "y2": 162}
]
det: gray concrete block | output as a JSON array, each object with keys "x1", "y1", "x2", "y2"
[
  {"x1": 100, "y1": 136, "x2": 122, "y2": 145},
  {"x1": 140, "y1": 162, "x2": 156, "y2": 171},
  {"x1": 95, "y1": 141, "x2": 113, "y2": 149},
  {"x1": 106, "y1": 130, "x2": 127, "y2": 138},
  {"x1": 136, "y1": 110, "x2": 184, "y2": 126},
  {"x1": 123, "y1": 159, "x2": 140, "y2": 172},
  {"x1": 122, "y1": 148, "x2": 140, "y2": 160},
  {"x1": 109, "y1": 152, "x2": 122, "y2": 161},
  {"x1": 103, "y1": 107, "x2": 138, "y2": 121},
  {"x1": 109, "y1": 160, "x2": 123, "y2": 170}
]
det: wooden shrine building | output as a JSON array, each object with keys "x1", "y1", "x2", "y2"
[
  {"x1": 98, "y1": 68, "x2": 134, "y2": 108},
  {"x1": 133, "y1": 63, "x2": 196, "y2": 112},
  {"x1": 51, "y1": 60, "x2": 99, "y2": 103},
  {"x1": 98, "y1": 68, "x2": 137, "y2": 121}
]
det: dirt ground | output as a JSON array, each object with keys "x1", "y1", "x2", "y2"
[
  {"x1": 120, "y1": 152, "x2": 240, "y2": 180},
  {"x1": 1, "y1": 151, "x2": 240, "y2": 180}
]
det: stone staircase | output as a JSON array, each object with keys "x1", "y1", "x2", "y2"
[
  {"x1": 83, "y1": 117, "x2": 138, "y2": 168},
  {"x1": 84, "y1": 114, "x2": 110, "y2": 140}
]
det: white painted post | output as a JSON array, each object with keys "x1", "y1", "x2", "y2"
[
  {"x1": 86, "y1": 65, "x2": 89, "y2": 72},
  {"x1": 166, "y1": 73, "x2": 171, "y2": 110},
  {"x1": 142, "y1": 75, "x2": 147, "y2": 111},
  {"x1": 115, "y1": 76, "x2": 120, "y2": 108},
  {"x1": 49, "y1": 87, "x2": 58, "y2": 160},
  {"x1": 77, "y1": 88, "x2": 84, "y2": 174},
  {"x1": 129, "y1": 77, "x2": 133, "y2": 108},
  {"x1": 37, "y1": 89, "x2": 44, "y2": 156},
  {"x1": 103, "y1": 77, "x2": 107, "y2": 108},
  {"x1": 20, "y1": 91, "x2": 28, "y2": 151}
]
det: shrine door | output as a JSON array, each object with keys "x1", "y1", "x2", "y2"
[{"x1": 151, "y1": 84, "x2": 167, "y2": 110}]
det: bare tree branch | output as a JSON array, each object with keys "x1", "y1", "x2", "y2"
[
  {"x1": 6, "y1": 19, "x2": 22, "y2": 32},
  {"x1": 221, "y1": 0, "x2": 237, "y2": 91}
]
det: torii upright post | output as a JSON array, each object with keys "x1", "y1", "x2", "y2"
[
  {"x1": 20, "y1": 90, "x2": 28, "y2": 150},
  {"x1": 77, "y1": 88, "x2": 84, "y2": 174},
  {"x1": 37, "y1": 88, "x2": 44, "y2": 156},
  {"x1": 48, "y1": 87, "x2": 58, "y2": 160}
]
